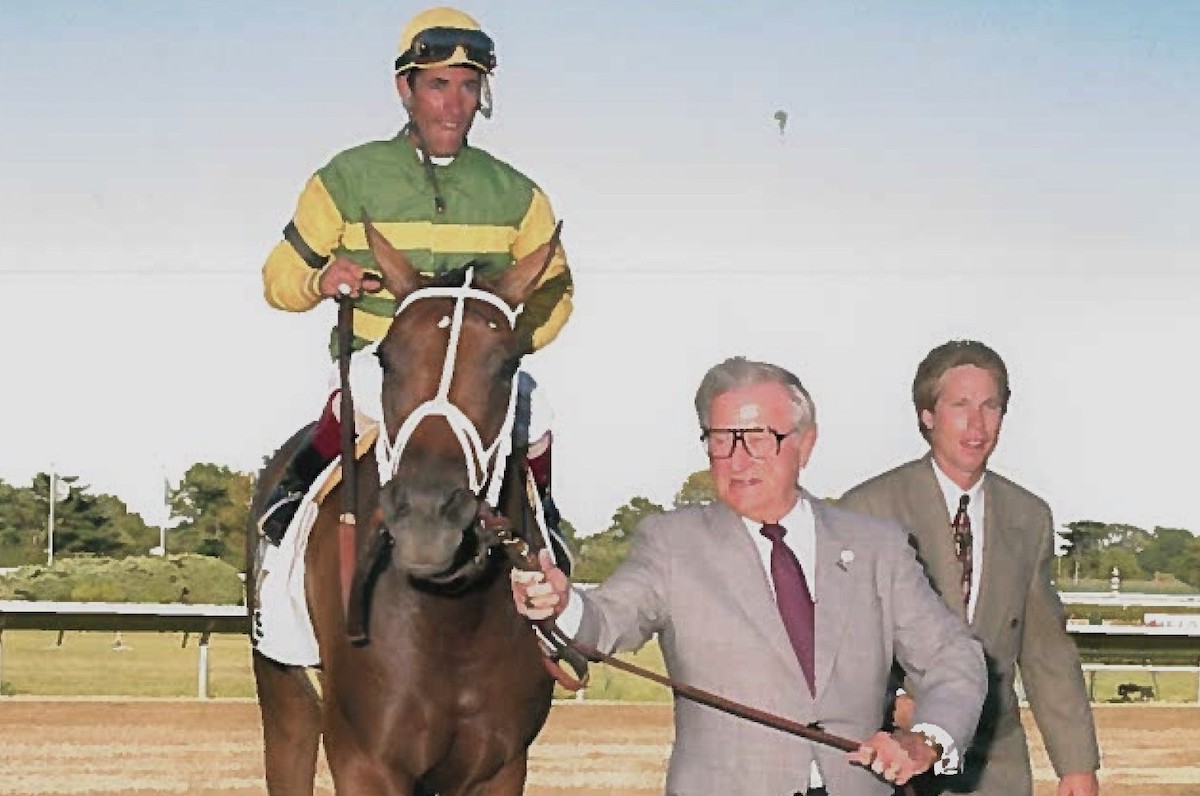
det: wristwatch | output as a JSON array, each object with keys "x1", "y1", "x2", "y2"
[{"x1": 914, "y1": 731, "x2": 945, "y2": 762}]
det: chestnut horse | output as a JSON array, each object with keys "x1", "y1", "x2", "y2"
[{"x1": 247, "y1": 223, "x2": 561, "y2": 795}]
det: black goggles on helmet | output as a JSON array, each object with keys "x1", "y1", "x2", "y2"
[{"x1": 395, "y1": 26, "x2": 497, "y2": 73}]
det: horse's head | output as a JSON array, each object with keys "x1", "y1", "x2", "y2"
[{"x1": 364, "y1": 221, "x2": 556, "y2": 580}]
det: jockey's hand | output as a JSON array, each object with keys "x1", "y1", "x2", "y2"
[
  {"x1": 848, "y1": 729, "x2": 938, "y2": 786},
  {"x1": 510, "y1": 548, "x2": 570, "y2": 620},
  {"x1": 318, "y1": 256, "x2": 383, "y2": 298}
]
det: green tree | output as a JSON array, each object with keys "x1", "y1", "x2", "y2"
[
  {"x1": 1138, "y1": 527, "x2": 1195, "y2": 580},
  {"x1": 1098, "y1": 523, "x2": 1153, "y2": 554},
  {"x1": 0, "y1": 473, "x2": 156, "y2": 561},
  {"x1": 1060, "y1": 520, "x2": 1107, "y2": 580},
  {"x1": 673, "y1": 470, "x2": 715, "y2": 508},
  {"x1": 574, "y1": 497, "x2": 665, "y2": 582},
  {"x1": 556, "y1": 517, "x2": 578, "y2": 554},
  {"x1": 1097, "y1": 547, "x2": 1145, "y2": 582},
  {"x1": 0, "y1": 478, "x2": 47, "y2": 564},
  {"x1": 168, "y1": 464, "x2": 254, "y2": 567},
  {"x1": 1175, "y1": 536, "x2": 1200, "y2": 588}
]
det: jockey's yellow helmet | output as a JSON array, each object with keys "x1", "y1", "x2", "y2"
[{"x1": 395, "y1": 7, "x2": 496, "y2": 75}]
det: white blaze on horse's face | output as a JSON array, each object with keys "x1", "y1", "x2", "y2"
[{"x1": 375, "y1": 267, "x2": 522, "y2": 510}]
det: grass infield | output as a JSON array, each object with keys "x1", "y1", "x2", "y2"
[{"x1": 2, "y1": 629, "x2": 1197, "y2": 703}]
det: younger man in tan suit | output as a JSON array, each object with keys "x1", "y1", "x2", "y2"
[{"x1": 842, "y1": 340, "x2": 1100, "y2": 796}]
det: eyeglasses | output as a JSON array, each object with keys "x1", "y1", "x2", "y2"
[
  {"x1": 701, "y1": 427, "x2": 794, "y2": 459},
  {"x1": 395, "y1": 27, "x2": 497, "y2": 73}
]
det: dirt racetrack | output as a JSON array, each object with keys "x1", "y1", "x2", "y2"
[{"x1": 0, "y1": 700, "x2": 1195, "y2": 795}]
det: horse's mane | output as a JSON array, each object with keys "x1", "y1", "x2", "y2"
[
  {"x1": 423, "y1": 264, "x2": 476, "y2": 290},
  {"x1": 382, "y1": 264, "x2": 488, "y2": 317}
]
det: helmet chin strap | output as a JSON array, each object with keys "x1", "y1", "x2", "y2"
[
  {"x1": 403, "y1": 120, "x2": 448, "y2": 214},
  {"x1": 479, "y1": 74, "x2": 493, "y2": 119}
]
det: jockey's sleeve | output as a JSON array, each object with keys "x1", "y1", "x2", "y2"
[
  {"x1": 512, "y1": 188, "x2": 574, "y2": 350},
  {"x1": 262, "y1": 174, "x2": 346, "y2": 312}
]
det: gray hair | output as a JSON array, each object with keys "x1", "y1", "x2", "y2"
[{"x1": 694, "y1": 357, "x2": 816, "y2": 431}]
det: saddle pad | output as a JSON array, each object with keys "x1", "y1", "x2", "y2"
[
  {"x1": 313, "y1": 425, "x2": 380, "y2": 505},
  {"x1": 252, "y1": 425, "x2": 564, "y2": 668},
  {"x1": 252, "y1": 426, "x2": 379, "y2": 668}
]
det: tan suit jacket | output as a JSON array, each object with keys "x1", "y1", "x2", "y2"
[
  {"x1": 577, "y1": 495, "x2": 987, "y2": 796},
  {"x1": 841, "y1": 456, "x2": 1100, "y2": 796}
]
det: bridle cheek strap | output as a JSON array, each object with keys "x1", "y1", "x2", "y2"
[{"x1": 375, "y1": 267, "x2": 520, "y2": 508}]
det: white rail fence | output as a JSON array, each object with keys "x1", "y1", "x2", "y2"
[
  {"x1": 0, "y1": 601, "x2": 247, "y2": 698},
  {"x1": 2, "y1": 599, "x2": 1199, "y2": 700}
]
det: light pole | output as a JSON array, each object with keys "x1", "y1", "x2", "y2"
[
  {"x1": 46, "y1": 470, "x2": 70, "y2": 569},
  {"x1": 150, "y1": 472, "x2": 171, "y2": 557},
  {"x1": 46, "y1": 468, "x2": 72, "y2": 566},
  {"x1": 160, "y1": 476, "x2": 169, "y2": 555},
  {"x1": 47, "y1": 471, "x2": 56, "y2": 567}
]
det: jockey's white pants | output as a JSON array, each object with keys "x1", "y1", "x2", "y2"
[{"x1": 328, "y1": 343, "x2": 553, "y2": 447}]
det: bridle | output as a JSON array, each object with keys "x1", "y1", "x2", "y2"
[
  {"x1": 340, "y1": 224, "x2": 563, "y2": 637},
  {"x1": 374, "y1": 265, "x2": 519, "y2": 512}
]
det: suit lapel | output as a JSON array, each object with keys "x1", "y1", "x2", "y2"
[
  {"x1": 911, "y1": 457, "x2": 969, "y2": 622},
  {"x1": 706, "y1": 502, "x2": 806, "y2": 681},
  {"x1": 811, "y1": 497, "x2": 851, "y2": 699}
]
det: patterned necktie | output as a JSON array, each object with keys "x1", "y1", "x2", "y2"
[
  {"x1": 951, "y1": 494, "x2": 973, "y2": 609},
  {"x1": 759, "y1": 523, "x2": 815, "y2": 694}
]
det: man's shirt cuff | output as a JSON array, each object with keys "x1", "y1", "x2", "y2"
[{"x1": 554, "y1": 586, "x2": 584, "y2": 636}]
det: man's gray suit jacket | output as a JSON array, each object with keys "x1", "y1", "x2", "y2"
[
  {"x1": 841, "y1": 457, "x2": 1100, "y2": 796},
  {"x1": 576, "y1": 496, "x2": 987, "y2": 796}
]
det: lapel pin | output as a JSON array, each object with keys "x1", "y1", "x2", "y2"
[{"x1": 838, "y1": 549, "x2": 855, "y2": 571}]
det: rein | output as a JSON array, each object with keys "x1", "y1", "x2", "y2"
[
  {"x1": 496, "y1": 536, "x2": 919, "y2": 794},
  {"x1": 570, "y1": 630, "x2": 918, "y2": 795},
  {"x1": 335, "y1": 289, "x2": 360, "y2": 634}
]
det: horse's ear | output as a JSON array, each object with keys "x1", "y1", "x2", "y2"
[
  {"x1": 492, "y1": 221, "x2": 563, "y2": 308},
  {"x1": 363, "y1": 214, "x2": 420, "y2": 299}
]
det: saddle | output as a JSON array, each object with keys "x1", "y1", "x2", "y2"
[{"x1": 280, "y1": 423, "x2": 569, "y2": 640}]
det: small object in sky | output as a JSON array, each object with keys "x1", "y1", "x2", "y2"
[{"x1": 773, "y1": 109, "x2": 788, "y2": 135}]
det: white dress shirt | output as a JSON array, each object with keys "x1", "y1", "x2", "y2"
[
  {"x1": 929, "y1": 461, "x2": 986, "y2": 623},
  {"x1": 740, "y1": 498, "x2": 818, "y2": 599},
  {"x1": 739, "y1": 500, "x2": 826, "y2": 787}
]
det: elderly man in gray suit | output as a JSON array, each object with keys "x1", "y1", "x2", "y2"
[
  {"x1": 514, "y1": 357, "x2": 986, "y2": 796},
  {"x1": 841, "y1": 340, "x2": 1101, "y2": 796}
]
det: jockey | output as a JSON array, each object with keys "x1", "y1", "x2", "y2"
[{"x1": 259, "y1": 6, "x2": 573, "y2": 544}]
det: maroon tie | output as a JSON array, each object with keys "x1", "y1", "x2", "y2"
[
  {"x1": 760, "y1": 523, "x2": 815, "y2": 694},
  {"x1": 951, "y1": 494, "x2": 973, "y2": 609}
]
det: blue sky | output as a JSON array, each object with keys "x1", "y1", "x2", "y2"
[{"x1": 2, "y1": 2, "x2": 1198, "y2": 539}]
